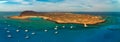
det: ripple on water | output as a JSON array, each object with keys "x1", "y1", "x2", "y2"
[{"x1": 99, "y1": 25, "x2": 120, "y2": 31}]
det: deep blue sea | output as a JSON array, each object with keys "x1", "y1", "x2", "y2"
[{"x1": 0, "y1": 12, "x2": 120, "y2": 42}]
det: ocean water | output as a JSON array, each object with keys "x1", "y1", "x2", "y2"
[{"x1": 0, "y1": 12, "x2": 120, "y2": 42}]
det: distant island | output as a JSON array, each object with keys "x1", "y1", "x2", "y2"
[{"x1": 9, "y1": 11, "x2": 105, "y2": 27}]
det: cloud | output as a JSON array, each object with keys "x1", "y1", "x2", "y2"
[
  {"x1": 0, "y1": 1, "x2": 8, "y2": 3},
  {"x1": 0, "y1": 0, "x2": 120, "y2": 12},
  {"x1": 0, "y1": 0, "x2": 32, "y2": 5},
  {"x1": 11, "y1": 0, "x2": 24, "y2": 2}
]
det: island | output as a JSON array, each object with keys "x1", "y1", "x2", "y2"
[{"x1": 9, "y1": 11, "x2": 105, "y2": 27}]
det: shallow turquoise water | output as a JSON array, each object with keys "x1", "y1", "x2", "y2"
[{"x1": 0, "y1": 12, "x2": 120, "y2": 42}]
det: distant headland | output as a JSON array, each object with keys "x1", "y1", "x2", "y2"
[{"x1": 9, "y1": 11, "x2": 105, "y2": 27}]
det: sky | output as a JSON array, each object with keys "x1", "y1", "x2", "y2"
[{"x1": 0, "y1": 0, "x2": 120, "y2": 12}]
